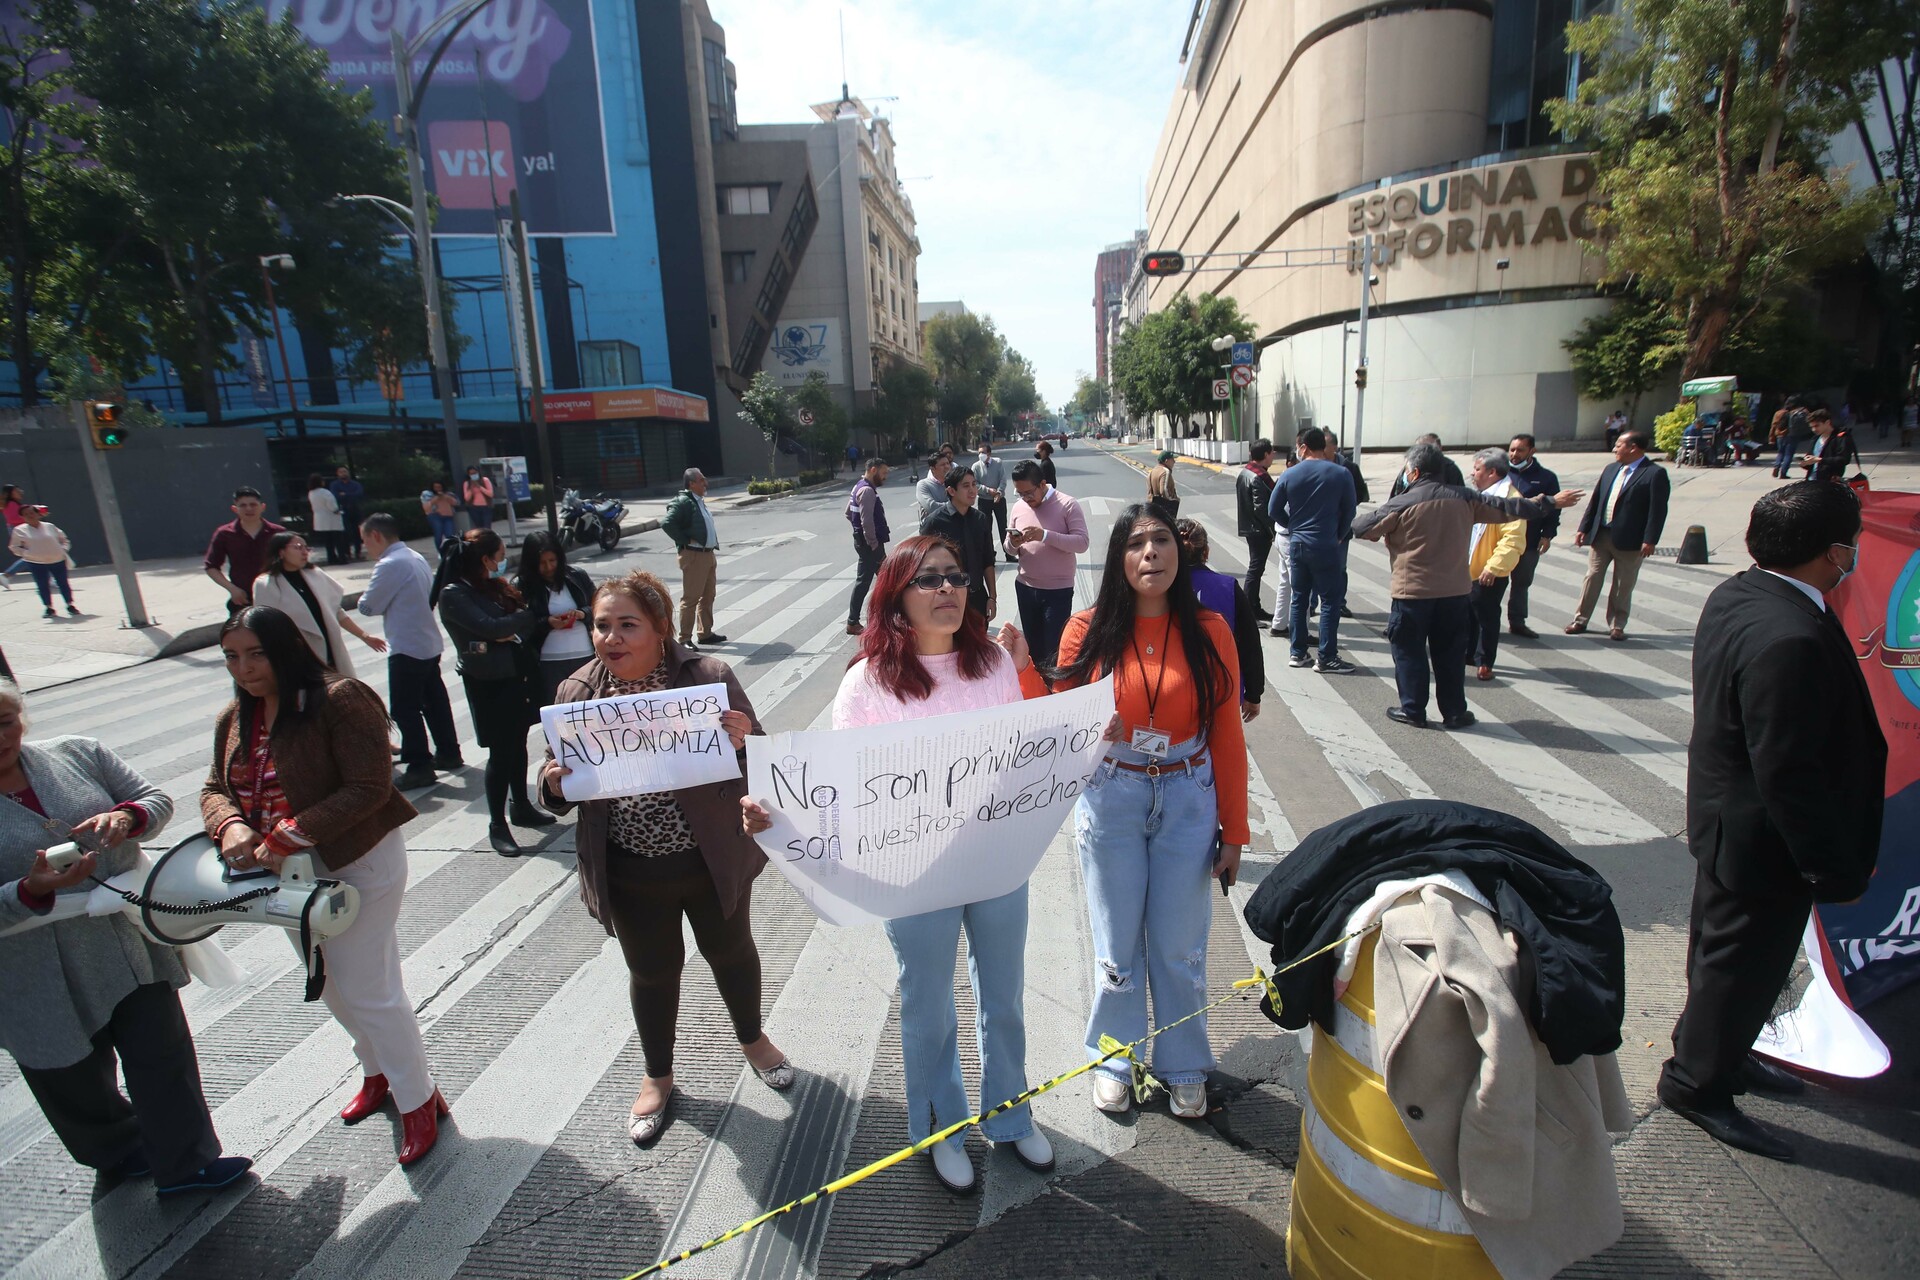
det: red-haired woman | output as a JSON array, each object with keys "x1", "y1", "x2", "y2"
[
  {"x1": 747, "y1": 535, "x2": 1054, "y2": 1194},
  {"x1": 435, "y1": 530, "x2": 555, "y2": 856}
]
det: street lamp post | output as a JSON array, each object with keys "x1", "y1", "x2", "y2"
[
  {"x1": 257, "y1": 254, "x2": 300, "y2": 430},
  {"x1": 1210, "y1": 334, "x2": 1237, "y2": 443},
  {"x1": 1351, "y1": 232, "x2": 1376, "y2": 459},
  {"x1": 385, "y1": 3, "x2": 499, "y2": 483},
  {"x1": 1339, "y1": 322, "x2": 1357, "y2": 442}
]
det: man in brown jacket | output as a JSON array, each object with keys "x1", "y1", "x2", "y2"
[{"x1": 1353, "y1": 441, "x2": 1581, "y2": 728}]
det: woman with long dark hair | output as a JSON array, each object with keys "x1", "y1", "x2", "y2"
[
  {"x1": 539, "y1": 571, "x2": 792, "y2": 1145},
  {"x1": 201, "y1": 606, "x2": 445, "y2": 1165},
  {"x1": 749, "y1": 534, "x2": 1053, "y2": 1193},
  {"x1": 435, "y1": 530, "x2": 552, "y2": 856},
  {"x1": 515, "y1": 530, "x2": 597, "y2": 705},
  {"x1": 1051, "y1": 503, "x2": 1246, "y2": 1120},
  {"x1": 251, "y1": 532, "x2": 386, "y2": 679}
]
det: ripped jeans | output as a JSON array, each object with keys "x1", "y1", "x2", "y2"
[{"x1": 1073, "y1": 737, "x2": 1219, "y2": 1086}]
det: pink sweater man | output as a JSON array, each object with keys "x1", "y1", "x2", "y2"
[{"x1": 1004, "y1": 469, "x2": 1089, "y2": 669}]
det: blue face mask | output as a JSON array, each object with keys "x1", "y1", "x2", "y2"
[
  {"x1": 1832, "y1": 543, "x2": 1858, "y2": 585},
  {"x1": 489, "y1": 561, "x2": 506, "y2": 580}
]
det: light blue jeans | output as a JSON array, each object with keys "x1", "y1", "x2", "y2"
[
  {"x1": 884, "y1": 882, "x2": 1033, "y2": 1148},
  {"x1": 1074, "y1": 737, "x2": 1219, "y2": 1086}
]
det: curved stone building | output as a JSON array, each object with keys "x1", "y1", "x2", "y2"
[{"x1": 1141, "y1": 1, "x2": 1625, "y2": 449}]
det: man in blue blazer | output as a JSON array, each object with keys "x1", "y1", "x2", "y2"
[
  {"x1": 1566, "y1": 431, "x2": 1670, "y2": 640},
  {"x1": 1662, "y1": 482, "x2": 1884, "y2": 1161}
]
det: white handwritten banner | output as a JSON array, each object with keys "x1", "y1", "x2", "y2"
[
  {"x1": 746, "y1": 678, "x2": 1116, "y2": 925},
  {"x1": 540, "y1": 682, "x2": 739, "y2": 802}
]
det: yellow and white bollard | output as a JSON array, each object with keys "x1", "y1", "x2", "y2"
[{"x1": 1287, "y1": 933, "x2": 1498, "y2": 1280}]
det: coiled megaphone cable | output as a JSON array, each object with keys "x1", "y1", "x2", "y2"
[{"x1": 83, "y1": 875, "x2": 279, "y2": 916}]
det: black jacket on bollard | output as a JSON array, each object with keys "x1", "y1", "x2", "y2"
[
  {"x1": 1242, "y1": 799, "x2": 1625, "y2": 1064},
  {"x1": 1687, "y1": 570, "x2": 1885, "y2": 903}
]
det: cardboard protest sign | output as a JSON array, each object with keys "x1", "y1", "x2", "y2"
[
  {"x1": 747, "y1": 678, "x2": 1116, "y2": 925},
  {"x1": 540, "y1": 682, "x2": 739, "y2": 802}
]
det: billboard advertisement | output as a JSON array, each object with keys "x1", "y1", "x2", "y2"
[{"x1": 263, "y1": 0, "x2": 614, "y2": 237}]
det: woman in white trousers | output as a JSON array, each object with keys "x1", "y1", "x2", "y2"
[{"x1": 202, "y1": 605, "x2": 443, "y2": 1165}]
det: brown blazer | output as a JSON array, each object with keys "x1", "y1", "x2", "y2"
[
  {"x1": 541, "y1": 646, "x2": 766, "y2": 930},
  {"x1": 201, "y1": 677, "x2": 417, "y2": 870}
]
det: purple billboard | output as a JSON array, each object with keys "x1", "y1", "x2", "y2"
[{"x1": 263, "y1": 0, "x2": 614, "y2": 237}]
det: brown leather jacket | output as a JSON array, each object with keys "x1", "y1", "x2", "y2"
[
  {"x1": 540, "y1": 646, "x2": 766, "y2": 929},
  {"x1": 201, "y1": 677, "x2": 417, "y2": 870}
]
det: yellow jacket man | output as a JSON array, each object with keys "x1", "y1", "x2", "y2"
[{"x1": 1467, "y1": 448, "x2": 1528, "y2": 680}]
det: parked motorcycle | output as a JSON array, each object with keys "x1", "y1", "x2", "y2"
[{"x1": 558, "y1": 488, "x2": 626, "y2": 552}]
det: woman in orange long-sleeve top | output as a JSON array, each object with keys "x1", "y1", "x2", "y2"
[{"x1": 1051, "y1": 502, "x2": 1246, "y2": 1120}]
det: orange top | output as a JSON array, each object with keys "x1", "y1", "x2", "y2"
[{"x1": 1054, "y1": 608, "x2": 1249, "y2": 845}]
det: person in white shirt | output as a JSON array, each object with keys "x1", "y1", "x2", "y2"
[
  {"x1": 515, "y1": 531, "x2": 597, "y2": 705},
  {"x1": 7, "y1": 505, "x2": 77, "y2": 618}
]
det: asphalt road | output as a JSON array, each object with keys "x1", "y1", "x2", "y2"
[{"x1": 3, "y1": 444, "x2": 1914, "y2": 1280}]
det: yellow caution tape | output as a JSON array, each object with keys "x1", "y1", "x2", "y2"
[{"x1": 623, "y1": 925, "x2": 1376, "y2": 1279}]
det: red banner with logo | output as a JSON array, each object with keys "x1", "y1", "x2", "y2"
[{"x1": 1823, "y1": 488, "x2": 1920, "y2": 1005}]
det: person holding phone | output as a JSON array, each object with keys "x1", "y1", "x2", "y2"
[{"x1": 1050, "y1": 503, "x2": 1247, "y2": 1120}]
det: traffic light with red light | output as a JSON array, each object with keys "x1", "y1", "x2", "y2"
[
  {"x1": 87, "y1": 401, "x2": 126, "y2": 449},
  {"x1": 1141, "y1": 251, "x2": 1186, "y2": 277}
]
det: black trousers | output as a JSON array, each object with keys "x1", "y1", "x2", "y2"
[
  {"x1": 1660, "y1": 867, "x2": 1810, "y2": 1111},
  {"x1": 1507, "y1": 543, "x2": 1540, "y2": 627},
  {"x1": 604, "y1": 859, "x2": 764, "y2": 1077},
  {"x1": 986, "y1": 495, "x2": 1009, "y2": 548},
  {"x1": 849, "y1": 538, "x2": 886, "y2": 626},
  {"x1": 388, "y1": 653, "x2": 460, "y2": 769},
  {"x1": 1467, "y1": 578, "x2": 1510, "y2": 668},
  {"x1": 1385, "y1": 595, "x2": 1470, "y2": 721},
  {"x1": 1243, "y1": 529, "x2": 1274, "y2": 612},
  {"x1": 18, "y1": 983, "x2": 222, "y2": 1184}
]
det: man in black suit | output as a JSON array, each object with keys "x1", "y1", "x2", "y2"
[
  {"x1": 1235, "y1": 439, "x2": 1278, "y2": 621},
  {"x1": 1503, "y1": 433, "x2": 1560, "y2": 638},
  {"x1": 1567, "y1": 430, "x2": 1670, "y2": 640},
  {"x1": 1661, "y1": 482, "x2": 1885, "y2": 1161}
]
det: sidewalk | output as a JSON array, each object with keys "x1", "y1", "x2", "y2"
[
  {"x1": 0, "y1": 477, "x2": 825, "y2": 693},
  {"x1": 1099, "y1": 436, "x2": 1920, "y2": 566}
]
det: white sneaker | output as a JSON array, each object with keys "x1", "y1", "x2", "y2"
[
  {"x1": 1092, "y1": 1074, "x2": 1132, "y2": 1113},
  {"x1": 1000, "y1": 1129, "x2": 1056, "y2": 1172},
  {"x1": 1169, "y1": 1082, "x2": 1208, "y2": 1118},
  {"x1": 928, "y1": 1136, "x2": 976, "y2": 1193}
]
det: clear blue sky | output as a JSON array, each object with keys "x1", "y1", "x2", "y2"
[{"x1": 723, "y1": 0, "x2": 1182, "y2": 410}]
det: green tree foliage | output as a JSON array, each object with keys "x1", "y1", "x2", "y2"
[
  {"x1": 1564, "y1": 289, "x2": 1686, "y2": 408},
  {"x1": 990, "y1": 359, "x2": 1039, "y2": 425},
  {"x1": 859, "y1": 354, "x2": 934, "y2": 453},
  {"x1": 1549, "y1": 0, "x2": 1900, "y2": 379},
  {"x1": 1109, "y1": 291, "x2": 1254, "y2": 431},
  {"x1": 61, "y1": 0, "x2": 416, "y2": 421},
  {"x1": 923, "y1": 310, "x2": 1002, "y2": 427},
  {"x1": 792, "y1": 370, "x2": 848, "y2": 463},
  {"x1": 737, "y1": 370, "x2": 794, "y2": 473},
  {"x1": 1067, "y1": 372, "x2": 1111, "y2": 419}
]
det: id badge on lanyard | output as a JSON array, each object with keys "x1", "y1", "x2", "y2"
[{"x1": 1130, "y1": 622, "x2": 1173, "y2": 759}]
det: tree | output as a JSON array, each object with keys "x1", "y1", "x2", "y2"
[
  {"x1": 69, "y1": 0, "x2": 413, "y2": 421},
  {"x1": 990, "y1": 359, "x2": 1038, "y2": 426},
  {"x1": 1549, "y1": 0, "x2": 1900, "y2": 378},
  {"x1": 792, "y1": 370, "x2": 848, "y2": 464},
  {"x1": 923, "y1": 310, "x2": 1002, "y2": 429},
  {"x1": 1109, "y1": 291, "x2": 1254, "y2": 431},
  {"x1": 737, "y1": 370, "x2": 794, "y2": 474},
  {"x1": 1067, "y1": 371, "x2": 1111, "y2": 419},
  {"x1": 860, "y1": 354, "x2": 934, "y2": 454},
  {"x1": 1563, "y1": 288, "x2": 1686, "y2": 409}
]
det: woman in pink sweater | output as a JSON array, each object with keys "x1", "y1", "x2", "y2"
[{"x1": 747, "y1": 534, "x2": 1052, "y2": 1194}]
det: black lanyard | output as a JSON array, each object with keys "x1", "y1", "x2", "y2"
[{"x1": 1129, "y1": 616, "x2": 1173, "y2": 729}]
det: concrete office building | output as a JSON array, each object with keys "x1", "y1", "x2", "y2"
[
  {"x1": 1139, "y1": 0, "x2": 1624, "y2": 450},
  {"x1": 1094, "y1": 236, "x2": 1142, "y2": 384},
  {"x1": 734, "y1": 94, "x2": 923, "y2": 435}
]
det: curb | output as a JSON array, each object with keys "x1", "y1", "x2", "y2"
[{"x1": 722, "y1": 477, "x2": 847, "y2": 509}]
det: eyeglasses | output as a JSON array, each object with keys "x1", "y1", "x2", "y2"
[{"x1": 909, "y1": 571, "x2": 971, "y2": 592}]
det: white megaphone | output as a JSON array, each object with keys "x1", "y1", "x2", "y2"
[{"x1": 10, "y1": 834, "x2": 359, "y2": 959}]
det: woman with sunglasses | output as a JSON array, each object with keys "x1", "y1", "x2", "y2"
[
  {"x1": 746, "y1": 535, "x2": 1053, "y2": 1194},
  {"x1": 251, "y1": 532, "x2": 387, "y2": 678},
  {"x1": 1051, "y1": 503, "x2": 1245, "y2": 1120}
]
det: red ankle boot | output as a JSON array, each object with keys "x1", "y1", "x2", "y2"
[
  {"x1": 397, "y1": 1089, "x2": 450, "y2": 1166},
  {"x1": 340, "y1": 1074, "x2": 390, "y2": 1124}
]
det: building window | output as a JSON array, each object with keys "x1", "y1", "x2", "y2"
[
  {"x1": 724, "y1": 251, "x2": 755, "y2": 283},
  {"x1": 781, "y1": 184, "x2": 817, "y2": 254},
  {"x1": 579, "y1": 339, "x2": 643, "y2": 388},
  {"x1": 754, "y1": 255, "x2": 790, "y2": 318},
  {"x1": 720, "y1": 184, "x2": 774, "y2": 215},
  {"x1": 703, "y1": 40, "x2": 726, "y2": 108},
  {"x1": 732, "y1": 318, "x2": 765, "y2": 377}
]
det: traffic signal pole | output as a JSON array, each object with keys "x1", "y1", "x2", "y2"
[
  {"x1": 1351, "y1": 232, "x2": 1374, "y2": 459},
  {"x1": 69, "y1": 401, "x2": 150, "y2": 628}
]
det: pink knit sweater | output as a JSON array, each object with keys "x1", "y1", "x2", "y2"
[{"x1": 832, "y1": 646, "x2": 1048, "y2": 729}]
